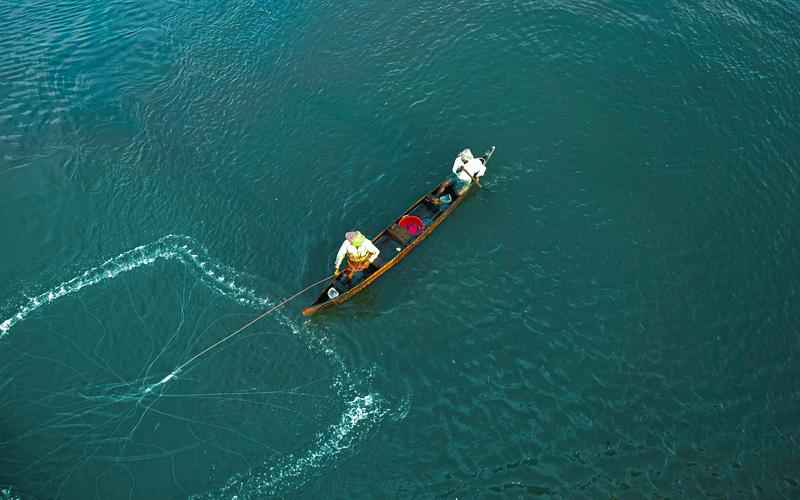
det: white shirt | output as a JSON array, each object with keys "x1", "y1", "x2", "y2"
[
  {"x1": 452, "y1": 157, "x2": 486, "y2": 183},
  {"x1": 335, "y1": 238, "x2": 380, "y2": 269}
]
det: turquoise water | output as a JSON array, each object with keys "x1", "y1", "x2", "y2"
[{"x1": 1, "y1": 0, "x2": 799, "y2": 498}]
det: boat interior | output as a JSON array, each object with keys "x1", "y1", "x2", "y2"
[{"x1": 315, "y1": 180, "x2": 464, "y2": 302}]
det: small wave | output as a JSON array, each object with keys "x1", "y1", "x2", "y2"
[{"x1": 0, "y1": 488, "x2": 21, "y2": 500}]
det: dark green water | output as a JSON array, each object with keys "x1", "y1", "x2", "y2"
[{"x1": 2, "y1": 0, "x2": 799, "y2": 498}]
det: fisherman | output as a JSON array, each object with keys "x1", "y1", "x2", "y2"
[
  {"x1": 429, "y1": 148, "x2": 487, "y2": 202},
  {"x1": 334, "y1": 231, "x2": 380, "y2": 281}
]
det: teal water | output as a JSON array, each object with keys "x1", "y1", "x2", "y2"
[{"x1": 1, "y1": 0, "x2": 799, "y2": 498}]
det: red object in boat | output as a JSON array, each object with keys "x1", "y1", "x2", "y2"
[{"x1": 398, "y1": 215, "x2": 424, "y2": 235}]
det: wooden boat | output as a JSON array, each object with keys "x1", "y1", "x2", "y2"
[{"x1": 302, "y1": 147, "x2": 495, "y2": 316}]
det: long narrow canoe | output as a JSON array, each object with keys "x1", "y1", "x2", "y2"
[{"x1": 302, "y1": 147, "x2": 495, "y2": 316}]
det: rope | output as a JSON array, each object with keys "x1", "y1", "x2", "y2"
[{"x1": 148, "y1": 273, "x2": 334, "y2": 391}]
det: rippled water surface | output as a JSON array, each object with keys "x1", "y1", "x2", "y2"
[{"x1": 1, "y1": 0, "x2": 799, "y2": 498}]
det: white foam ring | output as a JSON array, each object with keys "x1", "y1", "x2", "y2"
[
  {"x1": 0, "y1": 234, "x2": 270, "y2": 339},
  {"x1": 191, "y1": 392, "x2": 387, "y2": 499},
  {"x1": 203, "y1": 308, "x2": 390, "y2": 499},
  {"x1": 0, "y1": 234, "x2": 389, "y2": 499}
]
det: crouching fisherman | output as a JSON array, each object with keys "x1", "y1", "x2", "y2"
[{"x1": 334, "y1": 231, "x2": 380, "y2": 281}]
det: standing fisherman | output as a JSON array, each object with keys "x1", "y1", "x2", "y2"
[
  {"x1": 449, "y1": 148, "x2": 486, "y2": 192},
  {"x1": 334, "y1": 231, "x2": 380, "y2": 281},
  {"x1": 428, "y1": 148, "x2": 488, "y2": 202}
]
